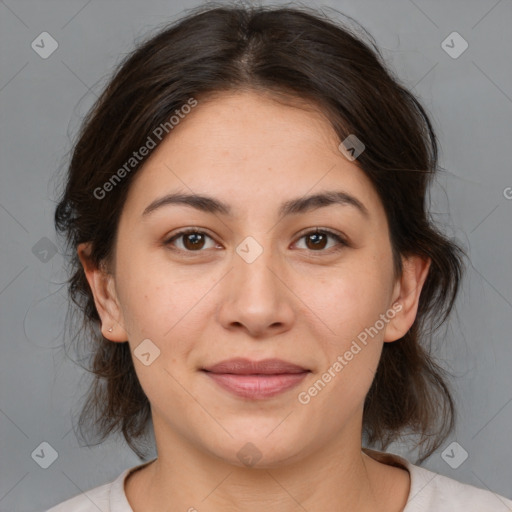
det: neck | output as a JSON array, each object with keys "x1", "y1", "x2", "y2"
[{"x1": 126, "y1": 419, "x2": 398, "y2": 512}]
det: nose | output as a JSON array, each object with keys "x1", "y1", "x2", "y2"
[{"x1": 216, "y1": 239, "x2": 295, "y2": 338}]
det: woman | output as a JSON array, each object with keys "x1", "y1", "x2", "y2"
[{"x1": 47, "y1": 4, "x2": 512, "y2": 511}]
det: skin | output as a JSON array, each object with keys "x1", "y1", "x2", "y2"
[{"x1": 79, "y1": 90, "x2": 430, "y2": 512}]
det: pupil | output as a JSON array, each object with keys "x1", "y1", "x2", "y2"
[
  {"x1": 308, "y1": 232, "x2": 326, "y2": 249},
  {"x1": 186, "y1": 233, "x2": 204, "y2": 249}
]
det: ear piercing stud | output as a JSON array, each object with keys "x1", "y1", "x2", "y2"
[{"x1": 108, "y1": 327, "x2": 113, "y2": 332}]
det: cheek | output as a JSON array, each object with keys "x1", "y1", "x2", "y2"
[
  {"x1": 298, "y1": 260, "x2": 391, "y2": 336},
  {"x1": 294, "y1": 252, "x2": 393, "y2": 388},
  {"x1": 113, "y1": 250, "x2": 170, "y2": 340},
  {"x1": 298, "y1": 274, "x2": 387, "y2": 417},
  {"x1": 115, "y1": 257, "x2": 219, "y2": 353}
]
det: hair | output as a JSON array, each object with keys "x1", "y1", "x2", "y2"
[{"x1": 54, "y1": 2, "x2": 466, "y2": 463}]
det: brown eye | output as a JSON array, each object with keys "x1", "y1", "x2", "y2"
[
  {"x1": 295, "y1": 229, "x2": 347, "y2": 252},
  {"x1": 183, "y1": 232, "x2": 206, "y2": 250},
  {"x1": 165, "y1": 230, "x2": 218, "y2": 252},
  {"x1": 305, "y1": 231, "x2": 328, "y2": 250}
]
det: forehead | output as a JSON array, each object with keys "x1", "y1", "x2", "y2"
[
  {"x1": 122, "y1": 90, "x2": 386, "y2": 224},
  {"x1": 169, "y1": 90, "x2": 341, "y2": 157}
]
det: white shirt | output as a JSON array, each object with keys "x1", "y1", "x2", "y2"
[{"x1": 45, "y1": 449, "x2": 512, "y2": 511}]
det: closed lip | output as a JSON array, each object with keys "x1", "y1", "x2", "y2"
[{"x1": 201, "y1": 357, "x2": 309, "y2": 375}]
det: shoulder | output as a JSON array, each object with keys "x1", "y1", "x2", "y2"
[
  {"x1": 405, "y1": 463, "x2": 512, "y2": 511},
  {"x1": 44, "y1": 459, "x2": 156, "y2": 512},
  {"x1": 44, "y1": 480, "x2": 112, "y2": 512},
  {"x1": 363, "y1": 448, "x2": 512, "y2": 512}
]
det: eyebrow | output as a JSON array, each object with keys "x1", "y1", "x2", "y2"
[{"x1": 142, "y1": 190, "x2": 369, "y2": 219}]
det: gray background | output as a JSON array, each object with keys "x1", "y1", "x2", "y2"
[{"x1": 1, "y1": 0, "x2": 511, "y2": 510}]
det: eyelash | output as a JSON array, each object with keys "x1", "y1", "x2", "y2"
[{"x1": 163, "y1": 228, "x2": 348, "y2": 255}]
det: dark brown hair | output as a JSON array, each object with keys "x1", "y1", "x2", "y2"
[{"x1": 54, "y1": 3, "x2": 466, "y2": 463}]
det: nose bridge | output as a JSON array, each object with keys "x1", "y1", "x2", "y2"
[{"x1": 233, "y1": 234, "x2": 283, "y2": 303}]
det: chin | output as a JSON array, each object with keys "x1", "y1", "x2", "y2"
[{"x1": 201, "y1": 425, "x2": 306, "y2": 469}]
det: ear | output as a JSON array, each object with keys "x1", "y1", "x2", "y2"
[
  {"x1": 77, "y1": 242, "x2": 128, "y2": 342},
  {"x1": 383, "y1": 254, "x2": 431, "y2": 343}
]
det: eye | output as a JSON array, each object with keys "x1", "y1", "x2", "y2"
[
  {"x1": 164, "y1": 227, "x2": 348, "y2": 254},
  {"x1": 293, "y1": 228, "x2": 348, "y2": 252},
  {"x1": 164, "y1": 229, "x2": 219, "y2": 252}
]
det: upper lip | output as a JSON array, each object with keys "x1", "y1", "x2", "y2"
[{"x1": 202, "y1": 358, "x2": 309, "y2": 375}]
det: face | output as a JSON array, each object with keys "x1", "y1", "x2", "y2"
[{"x1": 82, "y1": 90, "x2": 425, "y2": 468}]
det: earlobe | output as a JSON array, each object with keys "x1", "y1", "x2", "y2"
[
  {"x1": 383, "y1": 255, "x2": 431, "y2": 343},
  {"x1": 77, "y1": 242, "x2": 128, "y2": 342}
]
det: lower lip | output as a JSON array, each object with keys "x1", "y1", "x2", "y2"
[{"x1": 203, "y1": 371, "x2": 309, "y2": 399}]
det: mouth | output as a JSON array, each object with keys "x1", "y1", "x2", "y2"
[{"x1": 201, "y1": 358, "x2": 311, "y2": 399}]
